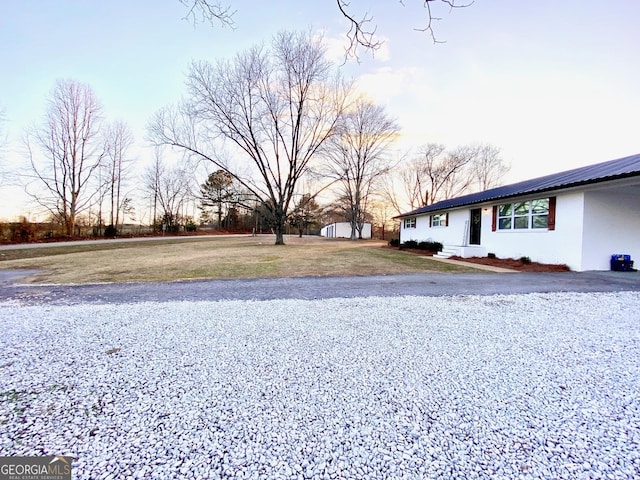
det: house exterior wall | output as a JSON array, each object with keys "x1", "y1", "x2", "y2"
[
  {"x1": 480, "y1": 191, "x2": 585, "y2": 270},
  {"x1": 399, "y1": 191, "x2": 590, "y2": 270},
  {"x1": 400, "y1": 209, "x2": 468, "y2": 245},
  {"x1": 396, "y1": 164, "x2": 640, "y2": 271},
  {"x1": 581, "y1": 190, "x2": 640, "y2": 270}
]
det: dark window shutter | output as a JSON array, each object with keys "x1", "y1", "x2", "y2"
[
  {"x1": 445, "y1": 213, "x2": 449, "y2": 226},
  {"x1": 492, "y1": 206, "x2": 497, "y2": 231},
  {"x1": 429, "y1": 215, "x2": 432, "y2": 227},
  {"x1": 548, "y1": 196, "x2": 556, "y2": 230}
]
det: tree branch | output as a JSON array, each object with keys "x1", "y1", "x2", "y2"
[
  {"x1": 179, "y1": 0, "x2": 236, "y2": 27},
  {"x1": 414, "y1": 0, "x2": 474, "y2": 44}
]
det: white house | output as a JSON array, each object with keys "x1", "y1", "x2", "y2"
[
  {"x1": 395, "y1": 153, "x2": 640, "y2": 271},
  {"x1": 321, "y1": 222, "x2": 372, "y2": 239}
]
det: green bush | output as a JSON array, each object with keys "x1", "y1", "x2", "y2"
[
  {"x1": 388, "y1": 238, "x2": 400, "y2": 247},
  {"x1": 185, "y1": 220, "x2": 197, "y2": 232},
  {"x1": 519, "y1": 256, "x2": 532, "y2": 264}
]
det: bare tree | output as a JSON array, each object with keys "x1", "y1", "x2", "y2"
[
  {"x1": 24, "y1": 79, "x2": 105, "y2": 236},
  {"x1": 471, "y1": 143, "x2": 509, "y2": 191},
  {"x1": 437, "y1": 145, "x2": 478, "y2": 200},
  {"x1": 404, "y1": 143, "x2": 476, "y2": 206},
  {"x1": 146, "y1": 147, "x2": 162, "y2": 230},
  {"x1": 322, "y1": 99, "x2": 398, "y2": 239},
  {"x1": 387, "y1": 142, "x2": 507, "y2": 214},
  {"x1": 104, "y1": 120, "x2": 134, "y2": 233},
  {"x1": 368, "y1": 196, "x2": 396, "y2": 240},
  {"x1": 398, "y1": 143, "x2": 445, "y2": 210},
  {"x1": 180, "y1": 1, "x2": 472, "y2": 59},
  {"x1": 149, "y1": 30, "x2": 350, "y2": 244},
  {"x1": 143, "y1": 153, "x2": 192, "y2": 232}
]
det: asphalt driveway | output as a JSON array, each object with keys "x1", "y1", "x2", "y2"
[{"x1": 1, "y1": 270, "x2": 640, "y2": 305}]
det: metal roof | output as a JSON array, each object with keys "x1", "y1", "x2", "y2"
[{"x1": 395, "y1": 153, "x2": 640, "y2": 218}]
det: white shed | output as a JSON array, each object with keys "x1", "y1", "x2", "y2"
[{"x1": 321, "y1": 222, "x2": 372, "y2": 239}]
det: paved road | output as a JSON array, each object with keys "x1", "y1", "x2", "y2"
[{"x1": 1, "y1": 270, "x2": 639, "y2": 305}]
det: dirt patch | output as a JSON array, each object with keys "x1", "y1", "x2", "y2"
[{"x1": 448, "y1": 256, "x2": 570, "y2": 272}]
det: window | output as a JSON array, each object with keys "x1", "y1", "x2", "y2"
[
  {"x1": 431, "y1": 213, "x2": 448, "y2": 227},
  {"x1": 404, "y1": 217, "x2": 416, "y2": 229},
  {"x1": 497, "y1": 198, "x2": 550, "y2": 230}
]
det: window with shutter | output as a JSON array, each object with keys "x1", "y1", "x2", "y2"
[
  {"x1": 494, "y1": 198, "x2": 554, "y2": 231},
  {"x1": 431, "y1": 213, "x2": 447, "y2": 227}
]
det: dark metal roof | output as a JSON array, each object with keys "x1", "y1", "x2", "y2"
[{"x1": 395, "y1": 153, "x2": 640, "y2": 218}]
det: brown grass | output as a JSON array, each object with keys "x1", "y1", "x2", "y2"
[{"x1": 0, "y1": 235, "x2": 482, "y2": 284}]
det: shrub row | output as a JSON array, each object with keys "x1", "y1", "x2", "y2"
[{"x1": 393, "y1": 239, "x2": 443, "y2": 252}]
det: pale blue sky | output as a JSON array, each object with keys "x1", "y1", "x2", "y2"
[{"x1": 1, "y1": 1, "x2": 639, "y2": 219}]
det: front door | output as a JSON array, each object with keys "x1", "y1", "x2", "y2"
[{"x1": 470, "y1": 208, "x2": 482, "y2": 245}]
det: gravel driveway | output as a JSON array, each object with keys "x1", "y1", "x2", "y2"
[{"x1": 1, "y1": 275, "x2": 639, "y2": 478}]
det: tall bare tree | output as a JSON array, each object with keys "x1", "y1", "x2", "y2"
[
  {"x1": 149, "y1": 30, "x2": 350, "y2": 244},
  {"x1": 25, "y1": 79, "x2": 105, "y2": 236},
  {"x1": 104, "y1": 120, "x2": 134, "y2": 232},
  {"x1": 385, "y1": 142, "x2": 508, "y2": 215},
  {"x1": 471, "y1": 143, "x2": 509, "y2": 191},
  {"x1": 143, "y1": 154, "x2": 193, "y2": 232},
  {"x1": 322, "y1": 99, "x2": 398, "y2": 239},
  {"x1": 396, "y1": 143, "x2": 446, "y2": 210},
  {"x1": 437, "y1": 145, "x2": 479, "y2": 201}
]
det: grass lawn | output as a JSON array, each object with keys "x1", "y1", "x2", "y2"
[{"x1": 0, "y1": 235, "x2": 482, "y2": 284}]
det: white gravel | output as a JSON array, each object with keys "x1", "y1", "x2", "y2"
[{"x1": 1, "y1": 292, "x2": 640, "y2": 479}]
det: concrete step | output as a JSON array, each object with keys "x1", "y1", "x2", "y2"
[
  {"x1": 436, "y1": 245, "x2": 461, "y2": 258},
  {"x1": 437, "y1": 244, "x2": 489, "y2": 259}
]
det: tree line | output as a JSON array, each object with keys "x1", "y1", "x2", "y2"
[{"x1": 3, "y1": 30, "x2": 507, "y2": 244}]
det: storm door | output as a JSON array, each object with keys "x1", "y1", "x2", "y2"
[{"x1": 469, "y1": 208, "x2": 482, "y2": 245}]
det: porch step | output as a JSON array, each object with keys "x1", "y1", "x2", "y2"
[
  {"x1": 435, "y1": 244, "x2": 489, "y2": 259},
  {"x1": 434, "y1": 245, "x2": 461, "y2": 259}
]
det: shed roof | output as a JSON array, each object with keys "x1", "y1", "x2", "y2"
[{"x1": 395, "y1": 153, "x2": 640, "y2": 218}]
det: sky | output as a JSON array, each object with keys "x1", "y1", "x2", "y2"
[{"x1": 1, "y1": 0, "x2": 639, "y2": 221}]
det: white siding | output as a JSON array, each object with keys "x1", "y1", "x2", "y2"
[
  {"x1": 481, "y1": 192, "x2": 585, "y2": 270},
  {"x1": 400, "y1": 210, "x2": 468, "y2": 245},
  {"x1": 581, "y1": 190, "x2": 640, "y2": 270}
]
